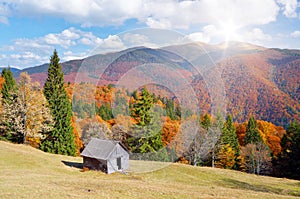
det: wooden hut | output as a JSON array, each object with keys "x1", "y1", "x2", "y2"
[{"x1": 81, "y1": 138, "x2": 129, "y2": 174}]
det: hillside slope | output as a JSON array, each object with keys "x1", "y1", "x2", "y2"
[
  {"x1": 10, "y1": 42, "x2": 300, "y2": 126},
  {"x1": 0, "y1": 141, "x2": 299, "y2": 198},
  {"x1": 215, "y1": 48, "x2": 300, "y2": 125}
]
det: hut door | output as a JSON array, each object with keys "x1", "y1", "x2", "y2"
[{"x1": 117, "y1": 157, "x2": 121, "y2": 170}]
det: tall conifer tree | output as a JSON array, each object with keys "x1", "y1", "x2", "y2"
[
  {"x1": 0, "y1": 67, "x2": 21, "y2": 142},
  {"x1": 131, "y1": 87, "x2": 153, "y2": 126},
  {"x1": 1, "y1": 67, "x2": 16, "y2": 104},
  {"x1": 242, "y1": 116, "x2": 272, "y2": 174},
  {"x1": 244, "y1": 116, "x2": 261, "y2": 145},
  {"x1": 200, "y1": 113, "x2": 212, "y2": 130},
  {"x1": 218, "y1": 114, "x2": 241, "y2": 169},
  {"x1": 276, "y1": 120, "x2": 300, "y2": 179},
  {"x1": 128, "y1": 87, "x2": 163, "y2": 154},
  {"x1": 40, "y1": 50, "x2": 75, "y2": 156},
  {"x1": 221, "y1": 115, "x2": 239, "y2": 153}
]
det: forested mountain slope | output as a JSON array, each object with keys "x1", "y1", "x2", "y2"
[{"x1": 13, "y1": 42, "x2": 300, "y2": 126}]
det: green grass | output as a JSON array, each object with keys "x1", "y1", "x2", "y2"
[{"x1": 0, "y1": 141, "x2": 300, "y2": 198}]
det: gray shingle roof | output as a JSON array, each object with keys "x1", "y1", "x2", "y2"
[{"x1": 81, "y1": 138, "x2": 124, "y2": 160}]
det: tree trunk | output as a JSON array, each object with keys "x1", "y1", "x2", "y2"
[
  {"x1": 23, "y1": 113, "x2": 27, "y2": 144},
  {"x1": 22, "y1": 87, "x2": 27, "y2": 144},
  {"x1": 212, "y1": 149, "x2": 215, "y2": 168}
]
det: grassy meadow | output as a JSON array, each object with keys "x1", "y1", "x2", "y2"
[{"x1": 0, "y1": 141, "x2": 299, "y2": 198}]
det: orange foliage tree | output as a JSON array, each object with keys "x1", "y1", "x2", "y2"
[
  {"x1": 256, "y1": 120, "x2": 285, "y2": 157},
  {"x1": 161, "y1": 116, "x2": 180, "y2": 146},
  {"x1": 235, "y1": 122, "x2": 246, "y2": 146},
  {"x1": 72, "y1": 116, "x2": 83, "y2": 156},
  {"x1": 232, "y1": 122, "x2": 247, "y2": 171}
]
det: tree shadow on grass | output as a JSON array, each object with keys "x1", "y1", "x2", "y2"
[
  {"x1": 61, "y1": 160, "x2": 83, "y2": 169},
  {"x1": 220, "y1": 178, "x2": 300, "y2": 197}
]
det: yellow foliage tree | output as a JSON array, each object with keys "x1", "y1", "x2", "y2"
[
  {"x1": 19, "y1": 72, "x2": 53, "y2": 147},
  {"x1": 216, "y1": 144, "x2": 236, "y2": 169}
]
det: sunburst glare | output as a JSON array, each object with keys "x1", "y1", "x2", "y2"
[{"x1": 220, "y1": 20, "x2": 240, "y2": 43}]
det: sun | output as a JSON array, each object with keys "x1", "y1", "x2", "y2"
[{"x1": 220, "y1": 20, "x2": 240, "y2": 42}]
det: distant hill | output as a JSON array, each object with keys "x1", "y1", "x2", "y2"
[
  {"x1": 0, "y1": 67, "x2": 21, "y2": 74},
  {"x1": 1, "y1": 140, "x2": 299, "y2": 198},
  {"x1": 10, "y1": 42, "x2": 300, "y2": 126}
]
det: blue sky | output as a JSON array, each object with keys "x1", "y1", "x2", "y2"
[{"x1": 0, "y1": 0, "x2": 300, "y2": 69}]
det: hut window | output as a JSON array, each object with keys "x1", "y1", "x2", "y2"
[{"x1": 117, "y1": 157, "x2": 121, "y2": 170}]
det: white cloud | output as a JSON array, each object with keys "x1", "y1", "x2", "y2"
[
  {"x1": 122, "y1": 33, "x2": 155, "y2": 47},
  {"x1": 1, "y1": 0, "x2": 297, "y2": 67},
  {"x1": 10, "y1": 54, "x2": 21, "y2": 59},
  {"x1": 122, "y1": 33, "x2": 148, "y2": 44},
  {"x1": 92, "y1": 35, "x2": 125, "y2": 54},
  {"x1": 142, "y1": 0, "x2": 280, "y2": 29},
  {"x1": 0, "y1": 27, "x2": 108, "y2": 68},
  {"x1": 184, "y1": 25, "x2": 218, "y2": 43},
  {"x1": 243, "y1": 28, "x2": 272, "y2": 45},
  {"x1": 2, "y1": 0, "x2": 280, "y2": 29},
  {"x1": 0, "y1": 16, "x2": 9, "y2": 24},
  {"x1": 10, "y1": 51, "x2": 48, "y2": 63},
  {"x1": 22, "y1": 51, "x2": 42, "y2": 60},
  {"x1": 203, "y1": 25, "x2": 218, "y2": 35},
  {"x1": 78, "y1": 31, "x2": 103, "y2": 46},
  {"x1": 80, "y1": 37, "x2": 93, "y2": 45},
  {"x1": 146, "y1": 17, "x2": 172, "y2": 29},
  {"x1": 277, "y1": 0, "x2": 299, "y2": 17},
  {"x1": 0, "y1": 3, "x2": 11, "y2": 24},
  {"x1": 291, "y1": 30, "x2": 300, "y2": 37},
  {"x1": 44, "y1": 34, "x2": 69, "y2": 47},
  {"x1": 62, "y1": 51, "x2": 87, "y2": 61},
  {"x1": 12, "y1": 38, "x2": 53, "y2": 55},
  {"x1": 4, "y1": 0, "x2": 143, "y2": 26},
  {"x1": 102, "y1": 35, "x2": 124, "y2": 49},
  {"x1": 185, "y1": 32, "x2": 205, "y2": 43},
  {"x1": 43, "y1": 27, "x2": 86, "y2": 48},
  {"x1": 14, "y1": 27, "x2": 102, "y2": 50},
  {"x1": 61, "y1": 29, "x2": 81, "y2": 40}
]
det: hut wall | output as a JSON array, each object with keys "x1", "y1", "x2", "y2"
[
  {"x1": 83, "y1": 157, "x2": 107, "y2": 173},
  {"x1": 107, "y1": 145, "x2": 129, "y2": 174}
]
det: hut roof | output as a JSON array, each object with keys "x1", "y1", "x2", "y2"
[{"x1": 81, "y1": 138, "x2": 128, "y2": 160}]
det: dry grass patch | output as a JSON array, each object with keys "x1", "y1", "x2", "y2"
[{"x1": 0, "y1": 141, "x2": 299, "y2": 198}]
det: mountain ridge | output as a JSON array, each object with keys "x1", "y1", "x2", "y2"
[{"x1": 6, "y1": 42, "x2": 300, "y2": 127}]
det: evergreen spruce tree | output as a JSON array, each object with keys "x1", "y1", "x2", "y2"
[
  {"x1": 242, "y1": 116, "x2": 272, "y2": 175},
  {"x1": 40, "y1": 50, "x2": 76, "y2": 156},
  {"x1": 200, "y1": 113, "x2": 211, "y2": 130},
  {"x1": 130, "y1": 87, "x2": 153, "y2": 126},
  {"x1": 221, "y1": 115, "x2": 239, "y2": 152},
  {"x1": 276, "y1": 120, "x2": 300, "y2": 179},
  {"x1": 128, "y1": 87, "x2": 163, "y2": 156},
  {"x1": 1, "y1": 67, "x2": 16, "y2": 104},
  {"x1": 97, "y1": 103, "x2": 113, "y2": 121},
  {"x1": 244, "y1": 116, "x2": 261, "y2": 145},
  {"x1": 0, "y1": 67, "x2": 21, "y2": 142},
  {"x1": 218, "y1": 114, "x2": 240, "y2": 169},
  {"x1": 0, "y1": 92, "x2": 26, "y2": 143},
  {"x1": 165, "y1": 99, "x2": 177, "y2": 120}
]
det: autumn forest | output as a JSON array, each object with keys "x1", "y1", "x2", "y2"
[{"x1": 0, "y1": 48, "x2": 299, "y2": 181}]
